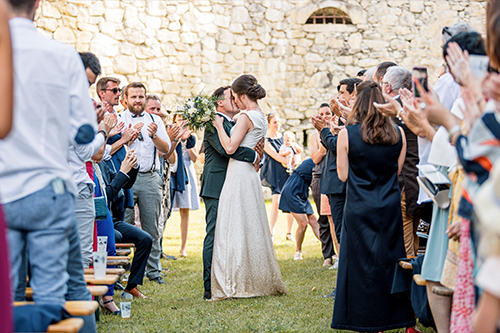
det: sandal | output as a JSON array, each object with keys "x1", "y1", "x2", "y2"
[
  {"x1": 286, "y1": 233, "x2": 295, "y2": 241},
  {"x1": 99, "y1": 298, "x2": 121, "y2": 316}
]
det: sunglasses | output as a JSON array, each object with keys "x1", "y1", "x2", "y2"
[
  {"x1": 103, "y1": 88, "x2": 122, "y2": 94},
  {"x1": 442, "y1": 26, "x2": 452, "y2": 37}
]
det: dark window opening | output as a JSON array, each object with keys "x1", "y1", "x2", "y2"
[{"x1": 306, "y1": 7, "x2": 353, "y2": 25}]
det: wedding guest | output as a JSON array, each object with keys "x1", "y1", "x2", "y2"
[
  {"x1": 96, "y1": 150, "x2": 154, "y2": 300},
  {"x1": 1, "y1": 1, "x2": 97, "y2": 331},
  {"x1": 279, "y1": 158, "x2": 321, "y2": 260},
  {"x1": 332, "y1": 81, "x2": 414, "y2": 331},
  {"x1": 474, "y1": 159, "x2": 500, "y2": 333},
  {"x1": 0, "y1": 2, "x2": 13, "y2": 329},
  {"x1": 278, "y1": 131, "x2": 302, "y2": 172},
  {"x1": 122, "y1": 82, "x2": 173, "y2": 285},
  {"x1": 172, "y1": 113, "x2": 200, "y2": 258},
  {"x1": 379, "y1": 66, "x2": 422, "y2": 257},
  {"x1": 373, "y1": 61, "x2": 397, "y2": 83},
  {"x1": 261, "y1": 113, "x2": 295, "y2": 241},
  {"x1": 310, "y1": 103, "x2": 336, "y2": 266}
]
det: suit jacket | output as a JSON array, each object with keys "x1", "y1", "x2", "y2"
[
  {"x1": 394, "y1": 97, "x2": 420, "y2": 217},
  {"x1": 200, "y1": 117, "x2": 256, "y2": 199},
  {"x1": 98, "y1": 162, "x2": 138, "y2": 222},
  {"x1": 319, "y1": 127, "x2": 346, "y2": 195}
]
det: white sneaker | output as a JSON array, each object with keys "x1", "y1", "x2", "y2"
[
  {"x1": 329, "y1": 260, "x2": 339, "y2": 270},
  {"x1": 294, "y1": 252, "x2": 303, "y2": 260}
]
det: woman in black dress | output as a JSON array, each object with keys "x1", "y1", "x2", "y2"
[
  {"x1": 261, "y1": 113, "x2": 294, "y2": 241},
  {"x1": 332, "y1": 81, "x2": 415, "y2": 332}
]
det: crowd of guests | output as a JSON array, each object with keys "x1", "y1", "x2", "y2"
[{"x1": 1, "y1": 0, "x2": 500, "y2": 332}]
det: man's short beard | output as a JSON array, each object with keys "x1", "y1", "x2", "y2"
[{"x1": 130, "y1": 104, "x2": 144, "y2": 114}]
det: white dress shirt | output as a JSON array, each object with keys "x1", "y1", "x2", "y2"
[
  {"x1": 68, "y1": 134, "x2": 105, "y2": 186},
  {"x1": 0, "y1": 18, "x2": 97, "y2": 204},
  {"x1": 120, "y1": 110, "x2": 170, "y2": 172}
]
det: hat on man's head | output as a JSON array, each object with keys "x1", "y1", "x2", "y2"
[{"x1": 475, "y1": 156, "x2": 500, "y2": 236}]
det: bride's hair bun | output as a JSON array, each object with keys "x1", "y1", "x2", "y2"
[{"x1": 232, "y1": 74, "x2": 266, "y2": 101}]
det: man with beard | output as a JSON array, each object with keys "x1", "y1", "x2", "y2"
[{"x1": 121, "y1": 82, "x2": 173, "y2": 284}]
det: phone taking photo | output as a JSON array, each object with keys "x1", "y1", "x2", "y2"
[{"x1": 412, "y1": 67, "x2": 428, "y2": 98}]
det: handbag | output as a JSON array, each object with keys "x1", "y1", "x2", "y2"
[
  {"x1": 416, "y1": 164, "x2": 452, "y2": 209},
  {"x1": 94, "y1": 196, "x2": 108, "y2": 220}
]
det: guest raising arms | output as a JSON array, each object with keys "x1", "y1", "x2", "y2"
[
  {"x1": 310, "y1": 103, "x2": 337, "y2": 266},
  {"x1": 260, "y1": 113, "x2": 295, "y2": 241},
  {"x1": 171, "y1": 113, "x2": 200, "y2": 258}
]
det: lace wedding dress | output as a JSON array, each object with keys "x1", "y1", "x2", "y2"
[{"x1": 211, "y1": 110, "x2": 287, "y2": 299}]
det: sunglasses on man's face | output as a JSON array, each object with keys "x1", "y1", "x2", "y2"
[{"x1": 104, "y1": 88, "x2": 122, "y2": 94}]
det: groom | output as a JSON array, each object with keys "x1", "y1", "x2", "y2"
[{"x1": 201, "y1": 86, "x2": 263, "y2": 300}]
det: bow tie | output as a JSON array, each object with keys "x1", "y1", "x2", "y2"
[{"x1": 131, "y1": 113, "x2": 144, "y2": 118}]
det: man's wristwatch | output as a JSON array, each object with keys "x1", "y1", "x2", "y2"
[
  {"x1": 98, "y1": 129, "x2": 108, "y2": 141},
  {"x1": 150, "y1": 133, "x2": 157, "y2": 139}
]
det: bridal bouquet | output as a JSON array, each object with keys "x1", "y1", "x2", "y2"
[{"x1": 180, "y1": 94, "x2": 218, "y2": 131}]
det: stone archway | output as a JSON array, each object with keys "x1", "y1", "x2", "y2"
[{"x1": 290, "y1": 0, "x2": 367, "y2": 25}]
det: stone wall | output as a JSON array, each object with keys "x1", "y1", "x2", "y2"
[{"x1": 36, "y1": 0, "x2": 486, "y2": 148}]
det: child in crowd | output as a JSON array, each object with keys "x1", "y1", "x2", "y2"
[{"x1": 279, "y1": 131, "x2": 302, "y2": 173}]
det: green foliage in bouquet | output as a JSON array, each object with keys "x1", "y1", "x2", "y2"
[{"x1": 180, "y1": 94, "x2": 219, "y2": 132}]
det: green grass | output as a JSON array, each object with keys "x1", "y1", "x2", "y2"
[{"x1": 96, "y1": 202, "x2": 433, "y2": 333}]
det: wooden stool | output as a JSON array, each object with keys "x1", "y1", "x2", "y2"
[
  {"x1": 115, "y1": 243, "x2": 135, "y2": 248},
  {"x1": 14, "y1": 301, "x2": 98, "y2": 317},
  {"x1": 116, "y1": 248, "x2": 131, "y2": 256},
  {"x1": 399, "y1": 261, "x2": 413, "y2": 270},
  {"x1": 84, "y1": 274, "x2": 119, "y2": 285},
  {"x1": 432, "y1": 286, "x2": 453, "y2": 297},
  {"x1": 26, "y1": 286, "x2": 108, "y2": 299},
  {"x1": 84, "y1": 268, "x2": 125, "y2": 275},
  {"x1": 47, "y1": 318, "x2": 84, "y2": 333},
  {"x1": 413, "y1": 274, "x2": 426, "y2": 286}
]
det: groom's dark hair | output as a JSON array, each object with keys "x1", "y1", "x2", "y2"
[{"x1": 212, "y1": 86, "x2": 231, "y2": 107}]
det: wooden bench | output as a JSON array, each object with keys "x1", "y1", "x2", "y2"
[
  {"x1": 47, "y1": 318, "x2": 84, "y2": 333},
  {"x1": 115, "y1": 243, "x2": 135, "y2": 248},
  {"x1": 14, "y1": 301, "x2": 98, "y2": 317},
  {"x1": 84, "y1": 268, "x2": 125, "y2": 275},
  {"x1": 432, "y1": 285, "x2": 453, "y2": 297},
  {"x1": 26, "y1": 286, "x2": 109, "y2": 299},
  {"x1": 413, "y1": 274, "x2": 426, "y2": 286},
  {"x1": 116, "y1": 248, "x2": 131, "y2": 256},
  {"x1": 399, "y1": 261, "x2": 413, "y2": 270},
  {"x1": 84, "y1": 274, "x2": 119, "y2": 285}
]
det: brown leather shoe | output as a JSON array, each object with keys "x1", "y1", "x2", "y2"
[{"x1": 124, "y1": 287, "x2": 149, "y2": 299}]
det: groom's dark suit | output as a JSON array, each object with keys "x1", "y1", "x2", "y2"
[{"x1": 200, "y1": 114, "x2": 256, "y2": 296}]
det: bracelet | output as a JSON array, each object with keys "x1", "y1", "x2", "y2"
[
  {"x1": 98, "y1": 129, "x2": 108, "y2": 141},
  {"x1": 396, "y1": 108, "x2": 403, "y2": 118},
  {"x1": 448, "y1": 125, "x2": 461, "y2": 143}
]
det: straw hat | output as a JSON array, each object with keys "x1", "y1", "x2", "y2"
[{"x1": 475, "y1": 157, "x2": 500, "y2": 235}]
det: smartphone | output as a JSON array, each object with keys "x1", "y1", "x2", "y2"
[
  {"x1": 412, "y1": 67, "x2": 428, "y2": 98},
  {"x1": 469, "y1": 54, "x2": 489, "y2": 80}
]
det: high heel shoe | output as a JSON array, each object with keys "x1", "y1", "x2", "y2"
[{"x1": 99, "y1": 298, "x2": 121, "y2": 316}]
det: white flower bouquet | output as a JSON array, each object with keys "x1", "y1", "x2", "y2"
[{"x1": 180, "y1": 94, "x2": 218, "y2": 131}]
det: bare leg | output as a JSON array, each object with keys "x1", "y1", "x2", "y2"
[
  {"x1": 101, "y1": 295, "x2": 119, "y2": 313},
  {"x1": 426, "y1": 280, "x2": 451, "y2": 333},
  {"x1": 307, "y1": 214, "x2": 321, "y2": 240},
  {"x1": 293, "y1": 213, "x2": 309, "y2": 253},
  {"x1": 327, "y1": 215, "x2": 340, "y2": 255},
  {"x1": 269, "y1": 194, "x2": 280, "y2": 237},
  {"x1": 286, "y1": 213, "x2": 294, "y2": 234},
  {"x1": 180, "y1": 208, "x2": 189, "y2": 257}
]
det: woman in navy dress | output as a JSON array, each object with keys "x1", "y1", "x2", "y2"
[
  {"x1": 332, "y1": 81, "x2": 415, "y2": 332},
  {"x1": 279, "y1": 158, "x2": 321, "y2": 260},
  {"x1": 261, "y1": 113, "x2": 294, "y2": 241}
]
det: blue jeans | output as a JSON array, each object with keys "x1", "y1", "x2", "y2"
[
  {"x1": 5, "y1": 182, "x2": 73, "y2": 305},
  {"x1": 96, "y1": 212, "x2": 117, "y2": 297},
  {"x1": 6, "y1": 182, "x2": 97, "y2": 333}
]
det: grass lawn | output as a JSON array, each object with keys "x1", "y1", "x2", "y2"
[{"x1": 96, "y1": 201, "x2": 432, "y2": 333}]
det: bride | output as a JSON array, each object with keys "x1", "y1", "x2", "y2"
[{"x1": 210, "y1": 74, "x2": 287, "y2": 299}]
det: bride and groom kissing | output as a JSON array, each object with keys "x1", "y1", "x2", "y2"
[{"x1": 200, "y1": 75, "x2": 287, "y2": 300}]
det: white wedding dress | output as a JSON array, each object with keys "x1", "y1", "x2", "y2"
[{"x1": 211, "y1": 110, "x2": 287, "y2": 299}]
